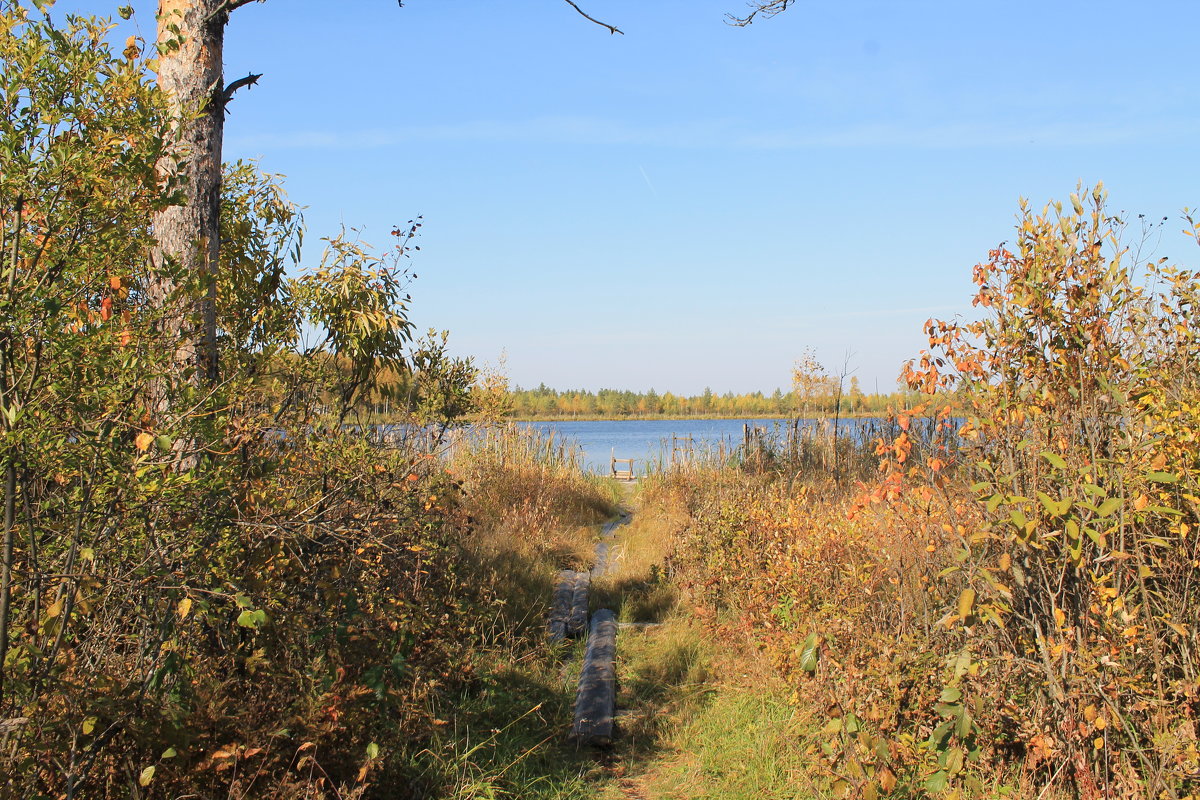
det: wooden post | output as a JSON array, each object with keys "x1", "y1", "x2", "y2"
[{"x1": 571, "y1": 609, "x2": 618, "y2": 746}]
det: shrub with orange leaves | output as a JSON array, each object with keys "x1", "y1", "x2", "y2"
[{"x1": 671, "y1": 186, "x2": 1200, "y2": 799}]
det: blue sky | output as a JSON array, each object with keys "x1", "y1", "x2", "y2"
[{"x1": 61, "y1": 0, "x2": 1200, "y2": 394}]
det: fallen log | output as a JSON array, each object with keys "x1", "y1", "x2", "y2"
[
  {"x1": 566, "y1": 571, "x2": 590, "y2": 638},
  {"x1": 570, "y1": 608, "x2": 618, "y2": 746},
  {"x1": 591, "y1": 541, "x2": 609, "y2": 579},
  {"x1": 548, "y1": 569, "x2": 575, "y2": 642}
]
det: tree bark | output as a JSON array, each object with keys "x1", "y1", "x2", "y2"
[{"x1": 151, "y1": 0, "x2": 228, "y2": 386}]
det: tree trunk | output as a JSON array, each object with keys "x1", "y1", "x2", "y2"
[{"x1": 151, "y1": 0, "x2": 228, "y2": 386}]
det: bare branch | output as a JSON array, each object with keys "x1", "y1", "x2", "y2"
[
  {"x1": 725, "y1": 0, "x2": 796, "y2": 27},
  {"x1": 561, "y1": 0, "x2": 623, "y2": 35},
  {"x1": 220, "y1": 72, "x2": 262, "y2": 112}
]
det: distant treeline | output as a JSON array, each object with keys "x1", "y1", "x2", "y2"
[{"x1": 500, "y1": 380, "x2": 919, "y2": 419}]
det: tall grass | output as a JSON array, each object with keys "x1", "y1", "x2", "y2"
[
  {"x1": 452, "y1": 423, "x2": 620, "y2": 551},
  {"x1": 389, "y1": 423, "x2": 624, "y2": 799}
]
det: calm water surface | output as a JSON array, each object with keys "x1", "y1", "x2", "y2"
[{"x1": 517, "y1": 417, "x2": 891, "y2": 475}]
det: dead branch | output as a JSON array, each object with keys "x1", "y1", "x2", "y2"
[
  {"x1": 726, "y1": 0, "x2": 796, "y2": 27},
  {"x1": 561, "y1": 0, "x2": 623, "y2": 35}
]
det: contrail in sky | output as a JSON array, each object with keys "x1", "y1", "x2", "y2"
[{"x1": 638, "y1": 165, "x2": 659, "y2": 198}]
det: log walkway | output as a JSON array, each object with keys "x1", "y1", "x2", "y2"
[{"x1": 558, "y1": 512, "x2": 630, "y2": 746}]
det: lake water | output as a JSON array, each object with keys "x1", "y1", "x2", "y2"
[{"x1": 517, "y1": 417, "x2": 892, "y2": 475}]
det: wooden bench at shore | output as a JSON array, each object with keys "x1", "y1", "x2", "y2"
[{"x1": 610, "y1": 449, "x2": 635, "y2": 481}]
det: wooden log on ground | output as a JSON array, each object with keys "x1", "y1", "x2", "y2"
[
  {"x1": 571, "y1": 609, "x2": 618, "y2": 746},
  {"x1": 591, "y1": 541, "x2": 609, "y2": 579},
  {"x1": 548, "y1": 569, "x2": 574, "y2": 642},
  {"x1": 566, "y1": 571, "x2": 590, "y2": 638}
]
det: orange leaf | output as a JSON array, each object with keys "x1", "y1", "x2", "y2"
[{"x1": 135, "y1": 432, "x2": 153, "y2": 452}]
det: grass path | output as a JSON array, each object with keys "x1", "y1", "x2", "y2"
[
  {"x1": 586, "y1": 483, "x2": 819, "y2": 800},
  {"x1": 448, "y1": 481, "x2": 817, "y2": 799}
]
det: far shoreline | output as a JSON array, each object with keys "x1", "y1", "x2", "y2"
[{"x1": 485, "y1": 412, "x2": 890, "y2": 423}]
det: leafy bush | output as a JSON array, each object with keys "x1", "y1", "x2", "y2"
[
  {"x1": 0, "y1": 6, "x2": 486, "y2": 796},
  {"x1": 670, "y1": 187, "x2": 1200, "y2": 798}
]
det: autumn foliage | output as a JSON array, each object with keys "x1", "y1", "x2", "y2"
[
  {"x1": 0, "y1": 6, "x2": 492, "y2": 797},
  {"x1": 669, "y1": 186, "x2": 1200, "y2": 798}
]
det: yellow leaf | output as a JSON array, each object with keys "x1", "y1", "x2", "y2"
[
  {"x1": 138, "y1": 765, "x2": 155, "y2": 786},
  {"x1": 957, "y1": 588, "x2": 976, "y2": 619},
  {"x1": 998, "y1": 552, "x2": 1011, "y2": 571},
  {"x1": 1054, "y1": 607, "x2": 1066, "y2": 629},
  {"x1": 135, "y1": 432, "x2": 153, "y2": 452},
  {"x1": 177, "y1": 597, "x2": 192, "y2": 620},
  {"x1": 1093, "y1": 737, "x2": 1105, "y2": 750}
]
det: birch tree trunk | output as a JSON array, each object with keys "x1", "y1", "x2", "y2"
[{"x1": 151, "y1": 0, "x2": 230, "y2": 387}]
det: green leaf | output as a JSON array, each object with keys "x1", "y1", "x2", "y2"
[
  {"x1": 1036, "y1": 492, "x2": 1070, "y2": 517},
  {"x1": 799, "y1": 632, "x2": 820, "y2": 674},
  {"x1": 1065, "y1": 519, "x2": 1080, "y2": 540},
  {"x1": 945, "y1": 744, "x2": 965, "y2": 773},
  {"x1": 366, "y1": 741, "x2": 380, "y2": 760},
  {"x1": 82, "y1": 716, "x2": 98, "y2": 735},
  {"x1": 955, "y1": 707, "x2": 973, "y2": 738},
  {"x1": 1147, "y1": 471, "x2": 1178, "y2": 484},
  {"x1": 1147, "y1": 505, "x2": 1183, "y2": 516},
  {"x1": 1040, "y1": 450, "x2": 1068, "y2": 470},
  {"x1": 929, "y1": 719, "x2": 954, "y2": 747},
  {"x1": 939, "y1": 686, "x2": 962, "y2": 703},
  {"x1": 924, "y1": 770, "x2": 949, "y2": 792},
  {"x1": 237, "y1": 609, "x2": 267, "y2": 628},
  {"x1": 234, "y1": 594, "x2": 253, "y2": 609},
  {"x1": 162, "y1": 747, "x2": 178, "y2": 759},
  {"x1": 118, "y1": 4, "x2": 133, "y2": 18},
  {"x1": 1096, "y1": 498, "x2": 1122, "y2": 518}
]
